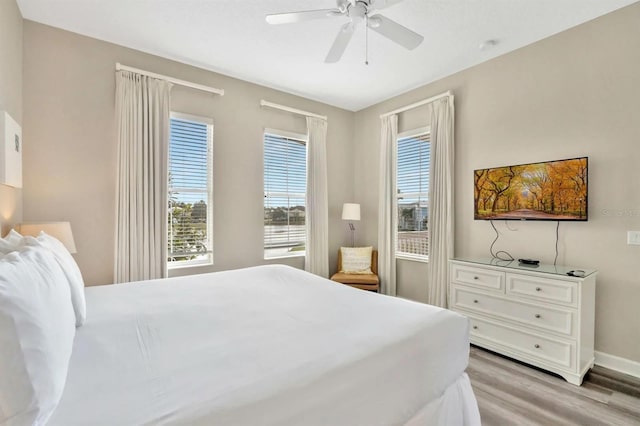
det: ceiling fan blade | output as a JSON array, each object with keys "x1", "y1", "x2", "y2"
[
  {"x1": 369, "y1": 0, "x2": 405, "y2": 10},
  {"x1": 266, "y1": 9, "x2": 340, "y2": 25},
  {"x1": 367, "y1": 14, "x2": 423, "y2": 50},
  {"x1": 325, "y1": 22, "x2": 355, "y2": 63}
]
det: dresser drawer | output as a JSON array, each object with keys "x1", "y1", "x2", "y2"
[
  {"x1": 451, "y1": 264, "x2": 504, "y2": 292},
  {"x1": 451, "y1": 286, "x2": 576, "y2": 337},
  {"x1": 506, "y1": 273, "x2": 578, "y2": 307},
  {"x1": 469, "y1": 316, "x2": 575, "y2": 371}
]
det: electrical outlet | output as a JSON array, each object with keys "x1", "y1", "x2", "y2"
[{"x1": 627, "y1": 231, "x2": 640, "y2": 245}]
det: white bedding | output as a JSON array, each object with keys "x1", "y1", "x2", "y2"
[{"x1": 48, "y1": 265, "x2": 479, "y2": 425}]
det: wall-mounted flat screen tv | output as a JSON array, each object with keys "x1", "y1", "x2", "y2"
[{"x1": 474, "y1": 157, "x2": 588, "y2": 221}]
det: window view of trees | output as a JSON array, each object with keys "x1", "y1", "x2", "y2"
[
  {"x1": 168, "y1": 198, "x2": 209, "y2": 262},
  {"x1": 263, "y1": 204, "x2": 306, "y2": 256},
  {"x1": 167, "y1": 115, "x2": 213, "y2": 266},
  {"x1": 263, "y1": 132, "x2": 307, "y2": 258},
  {"x1": 264, "y1": 206, "x2": 305, "y2": 225},
  {"x1": 474, "y1": 158, "x2": 587, "y2": 220}
]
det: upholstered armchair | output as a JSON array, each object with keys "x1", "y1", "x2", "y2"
[{"x1": 330, "y1": 249, "x2": 379, "y2": 292}]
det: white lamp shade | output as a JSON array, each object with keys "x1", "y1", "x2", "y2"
[
  {"x1": 18, "y1": 221, "x2": 77, "y2": 254},
  {"x1": 341, "y1": 203, "x2": 361, "y2": 221}
]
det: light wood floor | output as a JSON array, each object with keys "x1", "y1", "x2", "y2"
[{"x1": 467, "y1": 346, "x2": 640, "y2": 425}]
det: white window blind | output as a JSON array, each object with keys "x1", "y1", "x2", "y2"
[
  {"x1": 263, "y1": 130, "x2": 307, "y2": 259},
  {"x1": 168, "y1": 113, "x2": 213, "y2": 267},
  {"x1": 396, "y1": 131, "x2": 430, "y2": 259}
]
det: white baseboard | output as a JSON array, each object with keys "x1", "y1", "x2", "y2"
[{"x1": 595, "y1": 351, "x2": 640, "y2": 379}]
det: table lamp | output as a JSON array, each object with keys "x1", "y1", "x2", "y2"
[
  {"x1": 341, "y1": 203, "x2": 360, "y2": 247},
  {"x1": 18, "y1": 221, "x2": 77, "y2": 253}
]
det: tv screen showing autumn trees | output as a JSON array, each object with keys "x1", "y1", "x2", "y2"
[{"x1": 474, "y1": 157, "x2": 588, "y2": 221}]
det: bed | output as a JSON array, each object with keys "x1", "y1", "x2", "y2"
[
  {"x1": 45, "y1": 264, "x2": 479, "y2": 425},
  {"x1": 1, "y1": 233, "x2": 479, "y2": 425}
]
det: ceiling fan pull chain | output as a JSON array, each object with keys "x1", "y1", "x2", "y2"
[{"x1": 365, "y1": 13, "x2": 369, "y2": 65}]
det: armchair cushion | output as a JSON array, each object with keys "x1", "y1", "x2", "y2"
[{"x1": 330, "y1": 272, "x2": 379, "y2": 286}]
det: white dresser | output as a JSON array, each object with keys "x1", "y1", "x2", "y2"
[{"x1": 449, "y1": 258, "x2": 596, "y2": 385}]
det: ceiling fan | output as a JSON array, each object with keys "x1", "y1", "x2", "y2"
[{"x1": 265, "y1": 0, "x2": 424, "y2": 63}]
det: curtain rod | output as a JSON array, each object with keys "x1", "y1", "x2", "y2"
[
  {"x1": 260, "y1": 100, "x2": 327, "y2": 121},
  {"x1": 116, "y1": 63, "x2": 224, "y2": 96},
  {"x1": 380, "y1": 90, "x2": 452, "y2": 119}
]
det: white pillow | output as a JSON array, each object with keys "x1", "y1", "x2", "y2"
[
  {"x1": 0, "y1": 229, "x2": 23, "y2": 253},
  {"x1": 0, "y1": 230, "x2": 86, "y2": 327},
  {"x1": 0, "y1": 246, "x2": 76, "y2": 425},
  {"x1": 23, "y1": 232, "x2": 86, "y2": 327},
  {"x1": 340, "y1": 246, "x2": 373, "y2": 274}
]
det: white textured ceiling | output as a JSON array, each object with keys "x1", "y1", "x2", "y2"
[{"x1": 17, "y1": 0, "x2": 637, "y2": 111}]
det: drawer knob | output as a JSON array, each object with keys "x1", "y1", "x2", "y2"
[
  {"x1": 473, "y1": 325, "x2": 478, "y2": 330},
  {"x1": 473, "y1": 276, "x2": 479, "y2": 280},
  {"x1": 473, "y1": 299, "x2": 479, "y2": 304},
  {"x1": 534, "y1": 344, "x2": 540, "y2": 349},
  {"x1": 535, "y1": 314, "x2": 541, "y2": 319},
  {"x1": 535, "y1": 287, "x2": 542, "y2": 292}
]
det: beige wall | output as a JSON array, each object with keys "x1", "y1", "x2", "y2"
[
  {"x1": 23, "y1": 21, "x2": 355, "y2": 286},
  {"x1": 353, "y1": 3, "x2": 640, "y2": 363},
  {"x1": 0, "y1": 0, "x2": 23, "y2": 233}
]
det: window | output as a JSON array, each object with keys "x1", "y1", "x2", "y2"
[
  {"x1": 263, "y1": 129, "x2": 308, "y2": 259},
  {"x1": 167, "y1": 113, "x2": 213, "y2": 268},
  {"x1": 396, "y1": 128, "x2": 430, "y2": 260}
]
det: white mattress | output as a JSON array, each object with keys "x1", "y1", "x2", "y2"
[{"x1": 49, "y1": 265, "x2": 477, "y2": 425}]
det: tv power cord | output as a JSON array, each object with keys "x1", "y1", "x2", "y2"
[{"x1": 489, "y1": 220, "x2": 515, "y2": 261}]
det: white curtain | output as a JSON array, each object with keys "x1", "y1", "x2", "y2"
[
  {"x1": 114, "y1": 71, "x2": 172, "y2": 283},
  {"x1": 427, "y1": 95, "x2": 455, "y2": 307},
  {"x1": 305, "y1": 116, "x2": 329, "y2": 278},
  {"x1": 377, "y1": 115, "x2": 398, "y2": 296}
]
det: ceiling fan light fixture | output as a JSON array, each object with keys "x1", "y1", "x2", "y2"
[
  {"x1": 368, "y1": 15, "x2": 382, "y2": 28},
  {"x1": 350, "y1": 3, "x2": 367, "y2": 19}
]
